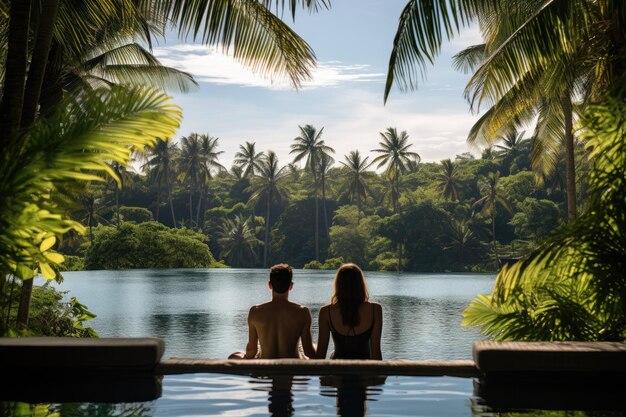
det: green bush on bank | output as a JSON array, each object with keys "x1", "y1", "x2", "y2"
[
  {"x1": 1, "y1": 282, "x2": 97, "y2": 338},
  {"x1": 84, "y1": 222, "x2": 222, "y2": 270}
]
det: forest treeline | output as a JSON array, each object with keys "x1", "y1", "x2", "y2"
[{"x1": 62, "y1": 125, "x2": 584, "y2": 272}]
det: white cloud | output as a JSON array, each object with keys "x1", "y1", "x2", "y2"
[
  {"x1": 448, "y1": 24, "x2": 483, "y2": 49},
  {"x1": 173, "y1": 87, "x2": 481, "y2": 170},
  {"x1": 153, "y1": 44, "x2": 384, "y2": 90}
]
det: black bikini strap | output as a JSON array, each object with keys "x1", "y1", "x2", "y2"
[{"x1": 328, "y1": 307, "x2": 337, "y2": 332}]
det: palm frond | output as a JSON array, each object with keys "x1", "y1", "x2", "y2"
[
  {"x1": 0, "y1": 86, "x2": 181, "y2": 280},
  {"x1": 163, "y1": 0, "x2": 317, "y2": 88}
]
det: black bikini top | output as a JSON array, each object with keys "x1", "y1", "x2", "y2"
[{"x1": 328, "y1": 304, "x2": 374, "y2": 360}]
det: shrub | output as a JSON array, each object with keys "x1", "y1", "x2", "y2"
[{"x1": 84, "y1": 222, "x2": 219, "y2": 269}]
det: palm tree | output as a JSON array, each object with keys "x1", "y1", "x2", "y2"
[
  {"x1": 143, "y1": 139, "x2": 179, "y2": 228},
  {"x1": 473, "y1": 172, "x2": 512, "y2": 270},
  {"x1": 340, "y1": 150, "x2": 373, "y2": 222},
  {"x1": 495, "y1": 129, "x2": 528, "y2": 160},
  {"x1": 317, "y1": 151, "x2": 335, "y2": 243},
  {"x1": 384, "y1": 2, "x2": 626, "y2": 221},
  {"x1": 234, "y1": 141, "x2": 264, "y2": 178},
  {"x1": 444, "y1": 219, "x2": 478, "y2": 266},
  {"x1": 290, "y1": 124, "x2": 334, "y2": 261},
  {"x1": 246, "y1": 151, "x2": 289, "y2": 267},
  {"x1": 371, "y1": 127, "x2": 419, "y2": 271},
  {"x1": 371, "y1": 127, "x2": 419, "y2": 213},
  {"x1": 178, "y1": 133, "x2": 206, "y2": 227},
  {"x1": 437, "y1": 159, "x2": 461, "y2": 201},
  {"x1": 197, "y1": 134, "x2": 225, "y2": 225},
  {"x1": 463, "y1": 91, "x2": 626, "y2": 341},
  {"x1": 217, "y1": 215, "x2": 263, "y2": 267},
  {"x1": 1, "y1": 0, "x2": 322, "y2": 146},
  {"x1": 107, "y1": 162, "x2": 136, "y2": 228},
  {"x1": 481, "y1": 147, "x2": 498, "y2": 161},
  {"x1": 0, "y1": 0, "x2": 322, "y2": 333}
]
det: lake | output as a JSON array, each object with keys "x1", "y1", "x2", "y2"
[{"x1": 54, "y1": 269, "x2": 495, "y2": 360}]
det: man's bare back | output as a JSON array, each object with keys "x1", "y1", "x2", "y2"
[
  {"x1": 229, "y1": 264, "x2": 316, "y2": 360},
  {"x1": 246, "y1": 299, "x2": 315, "y2": 359}
]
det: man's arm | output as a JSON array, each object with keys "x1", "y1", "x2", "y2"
[
  {"x1": 300, "y1": 307, "x2": 316, "y2": 359},
  {"x1": 245, "y1": 306, "x2": 259, "y2": 359}
]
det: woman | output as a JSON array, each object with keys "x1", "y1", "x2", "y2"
[{"x1": 316, "y1": 263, "x2": 383, "y2": 359}]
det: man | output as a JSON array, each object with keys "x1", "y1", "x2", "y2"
[{"x1": 230, "y1": 264, "x2": 316, "y2": 359}]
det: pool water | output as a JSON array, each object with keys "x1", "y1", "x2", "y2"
[
  {"x1": 4, "y1": 373, "x2": 624, "y2": 417},
  {"x1": 2, "y1": 374, "x2": 477, "y2": 417}
]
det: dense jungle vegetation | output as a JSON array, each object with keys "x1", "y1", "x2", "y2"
[{"x1": 58, "y1": 127, "x2": 582, "y2": 272}]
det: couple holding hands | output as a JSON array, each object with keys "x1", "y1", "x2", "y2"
[{"x1": 230, "y1": 263, "x2": 383, "y2": 360}]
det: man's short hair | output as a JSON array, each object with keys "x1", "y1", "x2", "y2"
[{"x1": 270, "y1": 264, "x2": 293, "y2": 293}]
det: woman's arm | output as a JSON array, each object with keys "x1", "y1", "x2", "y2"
[
  {"x1": 370, "y1": 303, "x2": 383, "y2": 360},
  {"x1": 316, "y1": 305, "x2": 331, "y2": 359}
]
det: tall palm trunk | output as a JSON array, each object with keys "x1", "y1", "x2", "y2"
[
  {"x1": 167, "y1": 172, "x2": 177, "y2": 228},
  {"x1": 188, "y1": 186, "x2": 194, "y2": 228},
  {"x1": 21, "y1": 0, "x2": 60, "y2": 127},
  {"x1": 115, "y1": 187, "x2": 120, "y2": 228},
  {"x1": 321, "y1": 179, "x2": 329, "y2": 242},
  {"x1": 562, "y1": 94, "x2": 577, "y2": 220},
  {"x1": 264, "y1": 192, "x2": 271, "y2": 267},
  {"x1": 314, "y1": 193, "x2": 319, "y2": 262},
  {"x1": 393, "y1": 173, "x2": 402, "y2": 271},
  {"x1": 195, "y1": 183, "x2": 205, "y2": 227},
  {"x1": 492, "y1": 210, "x2": 498, "y2": 270},
  {"x1": 16, "y1": 278, "x2": 33, "y2": 330},
  {"x1": 0, "y1": 0, "x2": 31, "y2": 145},
  {"x1": 155, "y1": 177, "x2": 162, "y2": 222}
]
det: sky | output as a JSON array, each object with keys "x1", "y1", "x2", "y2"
[{"x1": 152, "y1": 1, "x2": 485, "y2": 169}]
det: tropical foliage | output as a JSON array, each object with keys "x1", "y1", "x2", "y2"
[
  {"x1": 54, "y1": 124, "x2": 578, "y2": 273},
  {"x1": 85, "y1": 222, "x2": 222, "y2": 270},
  {"x1": 463, "y1": 83, "x2": 626, "y2": 342}
]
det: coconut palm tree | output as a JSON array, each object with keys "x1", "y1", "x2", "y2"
[
  {"x1": 437, "y1": 159, "x2": 461, "y2": 201},
  {"x1": 317, "y1": 151, "x2": 335, "y2": 243},
  {"x1": 463, "y1": 89, "x2": 626, "y2": 341},
  {"x1": 340, "y1": 150, "x2": 373, "y2": 222},
  {"x1": 473, "y1": 172, "x2": 512, "y2": 270},
  {"x1": 143, "y1": 139, "x2": 179, "y2": 228},
  {"x1": 178, "y1": 133, "x2": 207, "y2": 227},
  {"x1": 444, "y1": 219, "x2": 479, "y2": 267},
  {"x1": 234, "y1": 141, "x2": 264, "y2": 178},
  {"x1": 196, "y1": 134, "x2": 225, "y2": 225},
  {"x1": 246, "y1": 151, "x2": 289, "y2": 267},
  {"x1": 107, "y1": 162, "x2": 136, "y2": 228},
  {"x1": 217, "y1": 215, "x2": 263, "y2": 267},
  {"x1": 371, "y1": 127, "x2": 419, "y2": 213},
  {"x1": 371, "y1": 127, "x2": 418, "y2": 271},
  {"x1": 290, "y1": 124, "x2": 334, "y2": 261},
  {"x1": 385, "y1": 1, "x2": 626, "y2": 221}
]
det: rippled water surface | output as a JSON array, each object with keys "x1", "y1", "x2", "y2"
[{"x1": 54, "y1": 269, "x2": 493, "y2": 359}]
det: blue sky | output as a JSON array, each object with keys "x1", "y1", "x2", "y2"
[{"x1": 153, "y1": 1, "x2": 484, "y2": 168}]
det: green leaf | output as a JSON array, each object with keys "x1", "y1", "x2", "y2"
[
  {"x1": 40, "y1": 236, "x2": 56, "y2": 252},
  {"x1": 39, "y1": 262, "x2": 56, "y2": 280}
]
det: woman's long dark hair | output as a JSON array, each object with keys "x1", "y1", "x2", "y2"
[{"x1": 331, "y1": 263, "x2": 369, "y2": 327}]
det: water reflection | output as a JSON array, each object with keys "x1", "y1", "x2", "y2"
[
  {"x1": 319, "y1": 375, "x2": 386, "y2": 417},
  {"x1": 250, "y1": 375, "x2": 310, "y2": 416}
]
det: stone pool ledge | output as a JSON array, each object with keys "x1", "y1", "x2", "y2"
[{"x1": 156, "y1": 358, "x2": 479, "y2": 377}]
